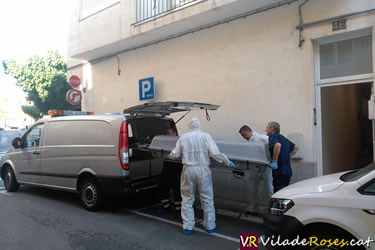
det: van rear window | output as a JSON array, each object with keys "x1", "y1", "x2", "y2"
[
  {"x1": 130, "y1": 118, "x2": 173, "y2": 143},
  {"x1": 45, "y1": 120, "x2": 114, "y2": 146}
]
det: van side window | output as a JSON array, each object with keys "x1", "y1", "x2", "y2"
[
  {"x1": 23, "y1": 123, "x2": 43, "y2": 148},
  {"x1": 45, "y1": 120, "x2": 114, "y2": 146}
]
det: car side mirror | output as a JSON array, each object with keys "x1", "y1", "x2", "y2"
[{"x1": 12, "y1": 137, "x2": 21, "y2": 149}]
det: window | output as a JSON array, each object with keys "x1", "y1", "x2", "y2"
[
  {"x1": 358, "y1": 179, "x2": 375, "y2": 196},
  {"x1": 45, "y1": 120, "x2": 114, "y2": 146},
  {"x1": 130, "y1": 118, "x2": 172, "y2": 144},
  {"x1": 23, "y1": 123, "x2": 43, "y2": 148},
  {"x1": 362, "y1": 181, "x2": 375, "y2": 194},
  {"x1": 320, "y1": 35, "x2": 373, "y2": 79}
]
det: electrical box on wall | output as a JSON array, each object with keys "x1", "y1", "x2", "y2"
[
  {"x1": 368, "y1": 99, "x2": 375, "y2": 120},
  {"x1": 288, "y1": 133, "x2": 303, "y2": 160}
]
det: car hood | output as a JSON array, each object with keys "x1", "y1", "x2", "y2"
[{"x1": 273, "y1": 172, "x2": 346, "y2": 197}]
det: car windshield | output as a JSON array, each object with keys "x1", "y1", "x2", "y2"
[{"x1": 340, "y1": 162, "x2": 375, "y2": 182}]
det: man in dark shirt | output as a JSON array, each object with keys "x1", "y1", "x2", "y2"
[
  {"x1": 157, "y1": 127, "x2": 183, "y2": 219},
  {"x1": 266, "y1": 122, "x2": 299, "y2": 193}
]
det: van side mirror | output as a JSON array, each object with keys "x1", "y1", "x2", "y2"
[{"x1": 12, "y1": 137, "x2": 21, "y2": 149}]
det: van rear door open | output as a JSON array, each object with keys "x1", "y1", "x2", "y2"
[
  {"x1": 127, "y1": 117, "x2": 175, "y2": 180},
  {"x1": 124, "y1": 101, "x2": 220, "y2": 188},
  {"x1": 124, "y1": 101, "x2": 219, "y2": 117}
]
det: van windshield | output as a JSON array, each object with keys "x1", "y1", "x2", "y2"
[
  {"x1": 129, "y1": 117, "x2": 173, "y2": 144},
  {"x1": 340, "y1": 162, "x2": 375, "y2": 182}
]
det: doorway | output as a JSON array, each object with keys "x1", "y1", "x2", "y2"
[{"x1": 321, "y1": 82, "x2": 373, "y2": 175}]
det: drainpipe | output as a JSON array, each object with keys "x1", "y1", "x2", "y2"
[
  {"x1": 298, "y1": 0, "x2": 310, "y2": 48},
  {"x1": 297, "y1": 8, "x2": 375, "y2": 30},
  {"x1": 296, "y1": 7, "x2": 375, "y2": 47}
]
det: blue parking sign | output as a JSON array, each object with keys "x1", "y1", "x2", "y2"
[{"x1": 139, "y1": 77, "x2": 155, "y2": 101}]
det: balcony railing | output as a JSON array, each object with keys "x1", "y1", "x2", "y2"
[{"x1": 135, "y1": 0, "x2": 199, "y2": 24}]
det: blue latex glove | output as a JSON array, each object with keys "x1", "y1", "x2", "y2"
[
  {"x1": 269, "y1": 160, "x2": 278, "y2": 170},
  {"x1": 167, "y1": 153, "x2": 172, "y2": 159},
  {"x1": 228, "y1": 161, "x2": 236, "y2": 168}
]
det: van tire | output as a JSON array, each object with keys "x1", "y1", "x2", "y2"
[
  {"x1": 4, "y1": 166, "x2": 19, "y2": 192},
  {"x1": 79, "y1": 177, "x2": 104, "y2": 211}
]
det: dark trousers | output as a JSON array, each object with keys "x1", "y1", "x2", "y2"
[
  {"x1": 273, "y1": 175, "x2": 291, "y2": 193},
  {"x1": 159, "y1": 161, "x2": 183, "y2": 210}
]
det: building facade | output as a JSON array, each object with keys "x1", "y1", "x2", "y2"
[{"x1": 67, "y1": 0, "x2": 375, "y2": 184}]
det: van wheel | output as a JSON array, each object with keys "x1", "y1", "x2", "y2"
[
  {"x1": 4, "y1": 166, "x2": 19, "y2": 192},
  {"x1": 79, "y1": 177, "x2": 103, "y2": 211}
]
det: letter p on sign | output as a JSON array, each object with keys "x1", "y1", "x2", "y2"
[{"x1": 139, "y1": 77, "x2": 155, "y2": 101}]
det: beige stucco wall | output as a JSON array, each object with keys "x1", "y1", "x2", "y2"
[{"x1": 69, "y1": 0, "x2": 375, "y2": 171}]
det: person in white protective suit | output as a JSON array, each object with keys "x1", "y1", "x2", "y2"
[{"x1": 169, "y1": 117, "x2": 235, "y2": 235}]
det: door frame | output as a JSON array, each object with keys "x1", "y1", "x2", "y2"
[{"x1": 313, "y1": 28, "x2": 374, "y2": 176}]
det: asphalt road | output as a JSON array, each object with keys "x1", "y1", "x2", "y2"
[{"x1": 0, "y1": 182, "x2": 266, "y2": 250}]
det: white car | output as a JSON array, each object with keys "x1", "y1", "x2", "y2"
[{"x1": 263, "y1": 163, "x2": 375, "y2": 250}]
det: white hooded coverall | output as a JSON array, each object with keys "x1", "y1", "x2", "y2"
[{"x1": 170, "y1": 118, "x2": 230, "y2": 231}]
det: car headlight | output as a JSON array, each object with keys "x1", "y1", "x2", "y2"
[{"x1": 269, "y1": 198, "x2": 294, "y2": 216}]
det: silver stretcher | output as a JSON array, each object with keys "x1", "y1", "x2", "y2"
[
  {"x1": 149, "y1": 135, "x2": 273, "y2": 214},
  {"x1": 149, "y1": 135, "x2": 271, "y2": 177}
]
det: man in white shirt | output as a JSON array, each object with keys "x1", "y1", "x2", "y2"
[
  {"x1": 239, "y1": 125, "x2": 273, "y2": 216},
  {"x1": 239, "y1": 125, "x2": 268, "y2": 143}
]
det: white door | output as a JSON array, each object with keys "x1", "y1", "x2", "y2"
[{"x1": 315, "y1": 29, "x2": 374, "y2": 176}]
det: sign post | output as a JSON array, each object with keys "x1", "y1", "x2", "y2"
[
  {"x1": 139, "y1": 77, "x2": 155, "y2": 101},
  {"x1": 66, "y1": 89, "x2": 82, "y2": 105},
  {"x1": 69, "y1": 75, "x2": 81, "y2": 89}
]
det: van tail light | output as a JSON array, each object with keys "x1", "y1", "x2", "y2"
[{"x1": 119, "y1": 121, "x2": 129, "y2": 170}]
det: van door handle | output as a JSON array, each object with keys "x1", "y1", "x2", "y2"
[
  {"x1": 363, "y1": 209, "x2": 375, "y2": 215},
  {"x1": 32, "y1": 151, "x2": 40, "y2": 155}
]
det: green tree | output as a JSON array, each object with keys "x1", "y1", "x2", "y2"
[
  {"x1": 21, "y1": 106, "x2": 42, "y2": 121},
  {"x1": 2, "y1": 50, "x2": 81, "y2": 117}
]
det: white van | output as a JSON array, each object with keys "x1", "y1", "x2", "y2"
[{"x1": 0, "y1": 102, "x2": 218, "y2": 211}]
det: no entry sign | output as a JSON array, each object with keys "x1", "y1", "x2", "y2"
[
  {"x1": 69, "y1": 75, "x2": 81, "y2": 89},
  {"x1": 66, "y1": 89, "x2": 82, "y2": 105}
]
